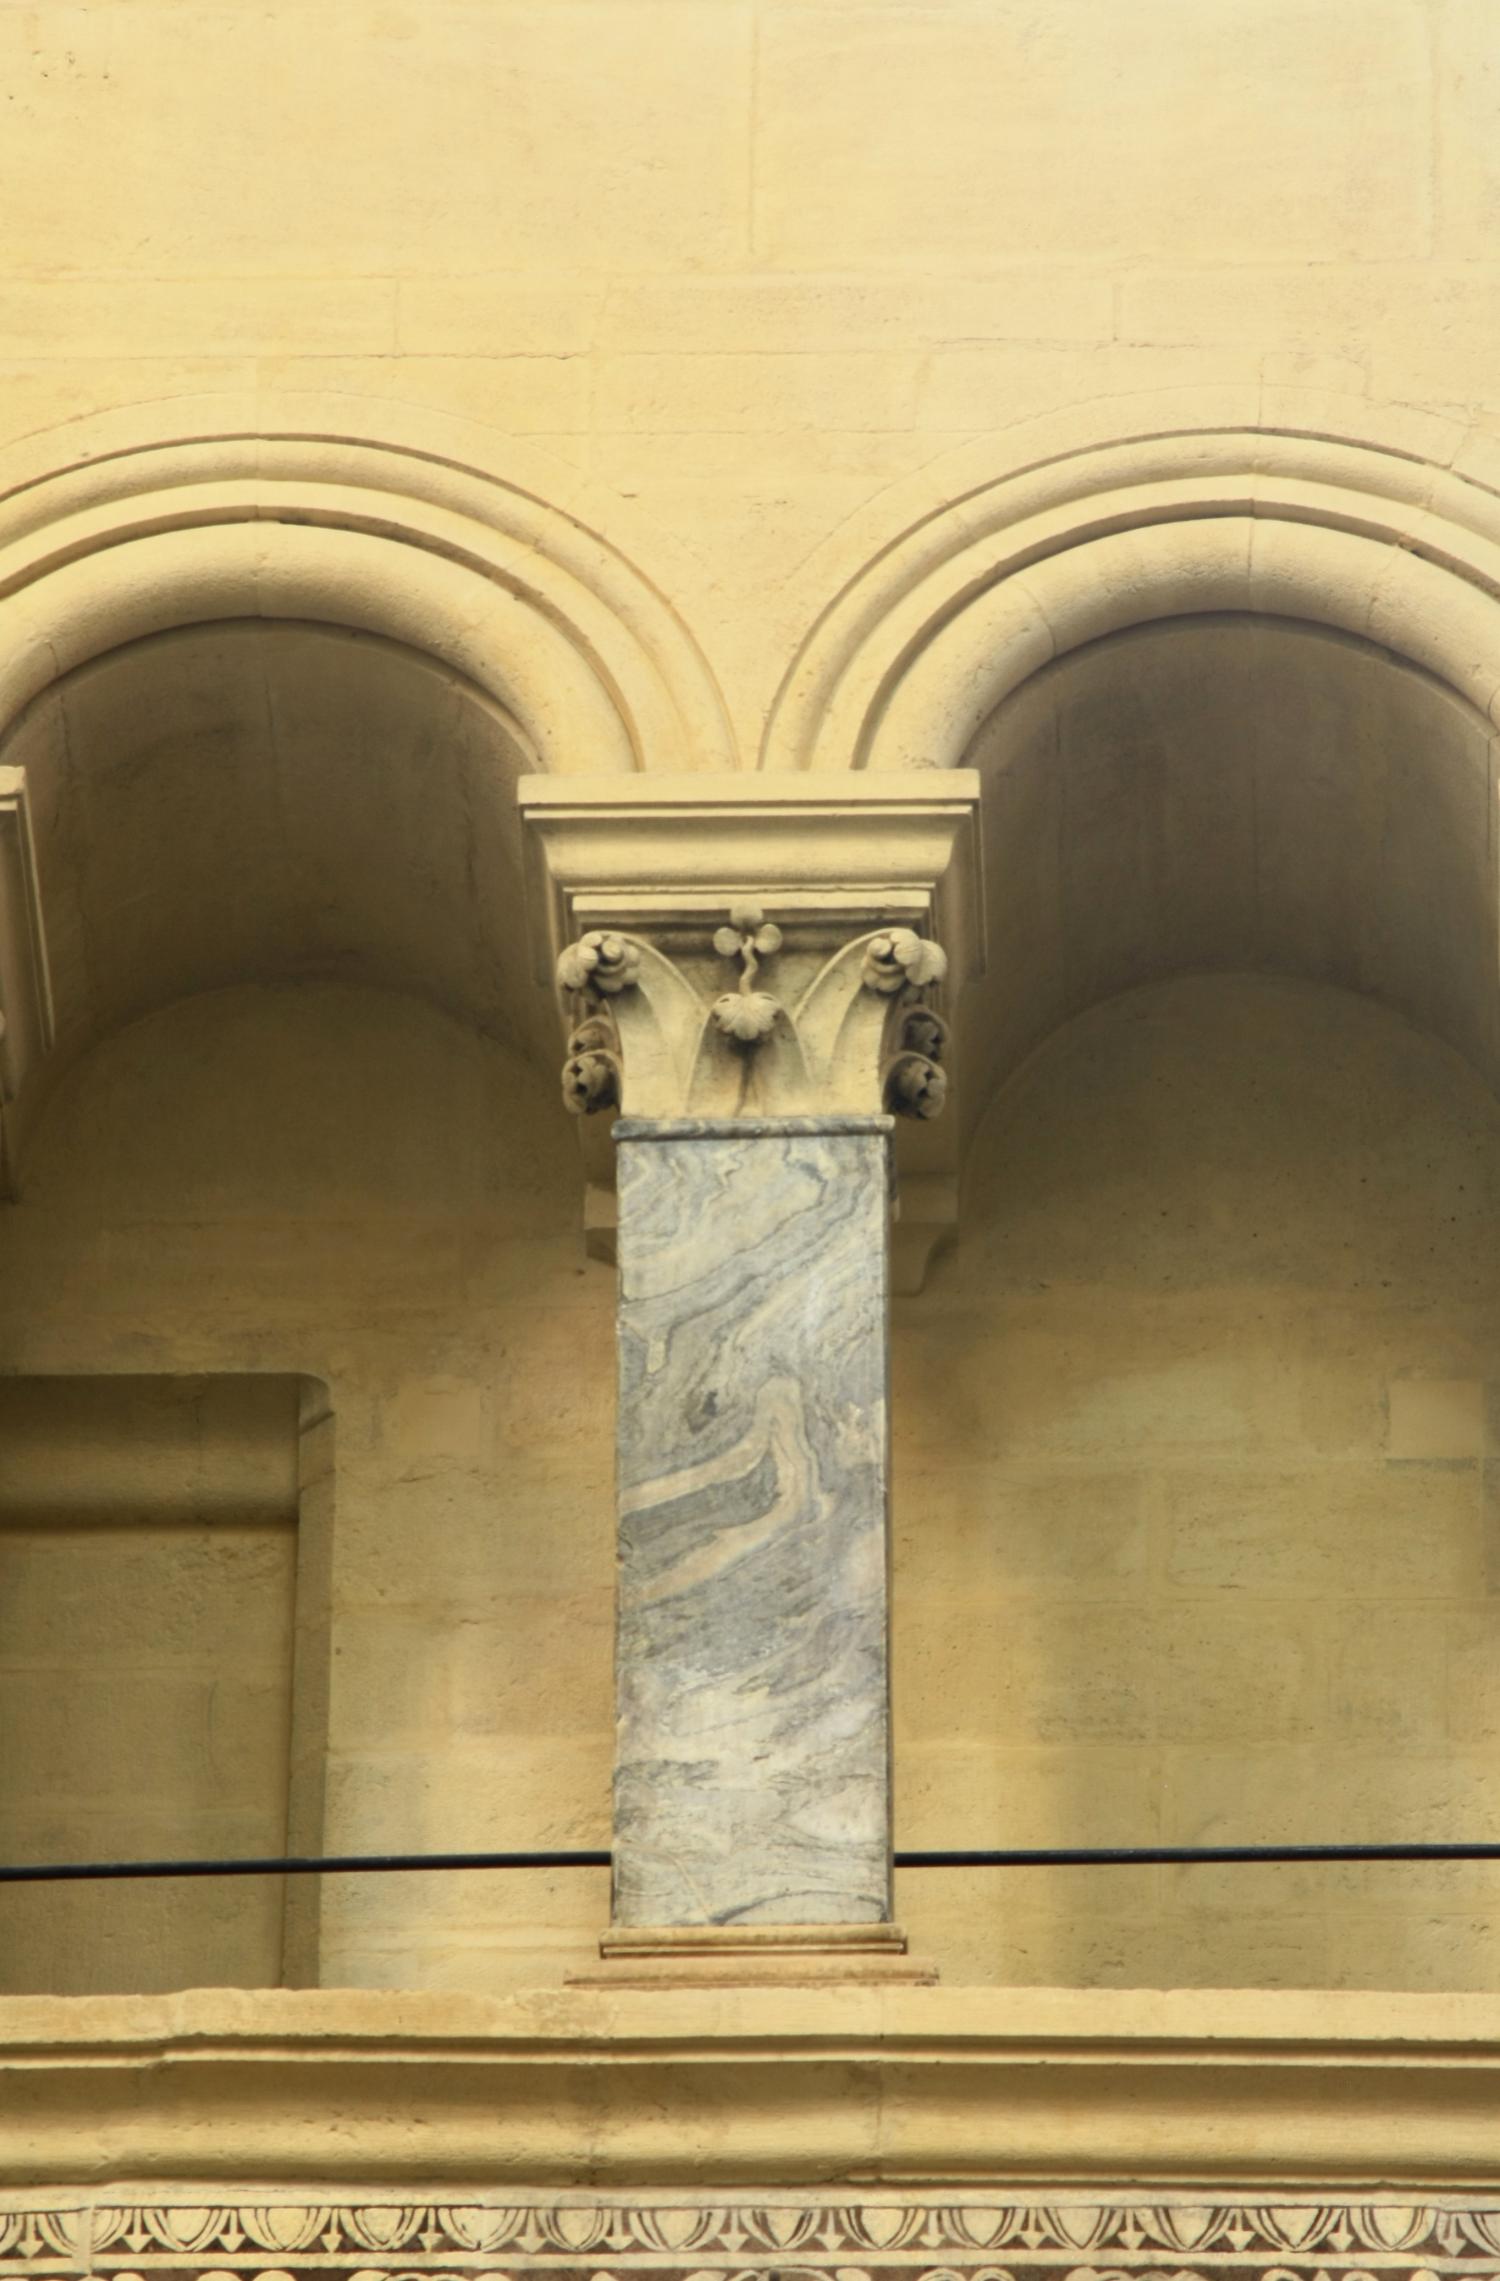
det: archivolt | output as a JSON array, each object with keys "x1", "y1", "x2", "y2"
[
  {"x1": 762, "y1": 389, "x2": 1500, "y2": 772},
  {"x1": 0, "y1": 393, "x2": 736, "y2": 774}
]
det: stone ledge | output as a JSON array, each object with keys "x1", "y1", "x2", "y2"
[{"x1": 3, "y1": 1984, "x2": 1500, "y2": 2185}]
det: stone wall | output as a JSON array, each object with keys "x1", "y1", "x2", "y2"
[
  {"x1": 0, "y1": 1374, "x2": 301, "y2": 1991},
  {"x1": 0, "y1": 984, "x2": 617, "y2": 1993},
  {"x1": 3, "y1": 0, "x2": 1500, "y2": 2012},
  {"x1": 5, "y1": 967, "x2": 1500, "y2": 1992},
  {"x1": 895, "y1": 973, "x2": 1500, "y2": 1989},
  {"x1": 0, "y1": 0, "x2": 1494, "y2": 769}
]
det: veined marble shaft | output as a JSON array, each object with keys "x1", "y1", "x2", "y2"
[{"x1": 612, "y1": 1116, "x2": 894, "y2": 1927}]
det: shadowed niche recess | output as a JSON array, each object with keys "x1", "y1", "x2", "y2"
[
  {"x1": 963, "y1": 614, "x2": 1500, "y2": 1116},
  {"x1": 0, "y1": 621, "x2": 562, "y2": 1143}
]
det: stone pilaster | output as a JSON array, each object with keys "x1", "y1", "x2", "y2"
[
  {"x1": 612, "y1": 1114, "x2": 893, "y2": 1932},
  {"x1": 520, "y1": 775, "x2": 981, "y2": 1983}
]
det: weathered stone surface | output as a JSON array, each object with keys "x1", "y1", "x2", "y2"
[{"x1": 613, "y1": 1115, "x2": 893, "y2": 1927}]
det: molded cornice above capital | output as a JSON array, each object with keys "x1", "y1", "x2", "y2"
[{"x1": 519, "y1": 772, "x2": 983, "y2": 991}]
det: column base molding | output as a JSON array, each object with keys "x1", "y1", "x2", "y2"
[{"x1": 570, "y1": 1922, "x2": 939, "y2": 1987}]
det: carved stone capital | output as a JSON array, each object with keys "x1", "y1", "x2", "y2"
[
  {"x1": 521, "y1": 774, "x2": 982, "y2": 1289},
  {"x1": 551, "y1": 909, "x2": 952, "y2": 1124}
]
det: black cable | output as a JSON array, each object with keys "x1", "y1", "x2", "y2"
[
  {"x1": 2, "y1": 1842, "x2": 1499, "y2": 1883},
  {"x1": 0, "y1": 1849, "x2": 611, "y2": 1884},
  {"x1": 893, "y1": 1843, "x2": 1500, "y2": 1867}
]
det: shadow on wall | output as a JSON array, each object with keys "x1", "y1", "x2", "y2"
[
  {"x1": 891, "y1": 605, "x2": 1500, "y2": 1991},
  {"x1": 0, "y1": 983, "x2": 617, "y2": 1998},
  {"x1": 894, "y1": 970, "x2": 1500, "y2": 1992},
  {"x1": 0, "y1": 1371, "x2": 314, "y2": 1993},
  {"x1": 966, "y1": 615, "x2": 1500, "y2": 1114},
  {"x1": 0, "y1": 620, "x2": 557, "y2": 1106}
]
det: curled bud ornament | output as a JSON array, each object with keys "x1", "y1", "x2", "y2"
[
  {"x1": 884, "y1": 1050, "x2": 948, "y2": 1120},
  {"x1": 556, "y1": 930, "x2": 639, "y2": 998},
  {"x1": 561, "y1": 1049, "x2": 621, "y2": 1115},
  {"x1": 862, "y1": 927, "x2": 948, "y2": 996},
  {"x1": 559, "y1": 1012, "x2": 622, "y2": 1115},
  {"x1": 900, "y1": 1005, "x2": 949, "y2": 1063}
]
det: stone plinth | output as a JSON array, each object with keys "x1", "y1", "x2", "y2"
[
  {"x1": 579, "y1": 1922, "x2": 935, "y2": 1985},
  {"x1": 611, "y1": 1114, "x2": 893, "y2": 1931}
]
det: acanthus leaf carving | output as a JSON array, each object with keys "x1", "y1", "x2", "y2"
[{"x1": 554, "y1": 909, "x2": 952, "y2": 1122}]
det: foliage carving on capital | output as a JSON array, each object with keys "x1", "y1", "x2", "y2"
[
  {"x1": 553, "y1": 910, "x2": 953, "y2": 1121},
  {"x1": 861, "y1": 926, "x2": 948, "y2": 997},
  {"x1": 557, "y1": 931, "x2": 639, "y2": 1116},
  {"x1": 555, "y1": 927, "x2": 701, "y2": 1119},
  {"x1": 557, "y1": 929, "x2": 640, "y2": 998},
  {"x1": 884, "y1": 1044, "x2": 948, "y2": 1119},
  {"x1": 560, "y1": 1010, "x2": 623, "y2": 1116},
  {"x1": 794, "y1": 923, "x2": 952, "y2": 1121},
  {"x1": 709, "y1": 901, "x2": 785, "y2": 1045},
  {"x1": 861, "y1": 935, "x2": 950, "y2": 1121}
]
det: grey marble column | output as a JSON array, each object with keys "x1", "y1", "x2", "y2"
[{"x1": 612, "y1": 1113, "x2": 894, "y2": 1928}]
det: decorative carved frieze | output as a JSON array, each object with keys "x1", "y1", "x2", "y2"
[{"x1": 8, "y1": 2196, "x2": 1500, "y2": 2281}]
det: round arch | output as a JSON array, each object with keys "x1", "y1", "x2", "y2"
[
  {"x1": 762, "y1": 387, "x2": 1500, "y2": 774},
  {"x1": 0, "y1": 393, "x2": 737, "y2": 776},
  {"x1": 0, "y1": 396, "x2": 736, "y2": 1186}
]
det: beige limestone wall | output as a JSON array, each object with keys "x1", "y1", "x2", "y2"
[
  {"x1": 6, "y1": 966, "x2": 1500, "y2": 1993},
  {"x1": 893, "y1": 971, "x2": 1500, "y2": 1990},
  {"x1": 0, "y1": 1374, "x2": 301, "y2": 1992},
  {"x1": 4, "y1": 0, "x2": 1500, "y2": 2005},
  {"x1": 0, "y1": 0, "x2": 1496, "y2": 761},
  {"x1": 0, "y1": 982, "x2": 616, "y2": 1994}
]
